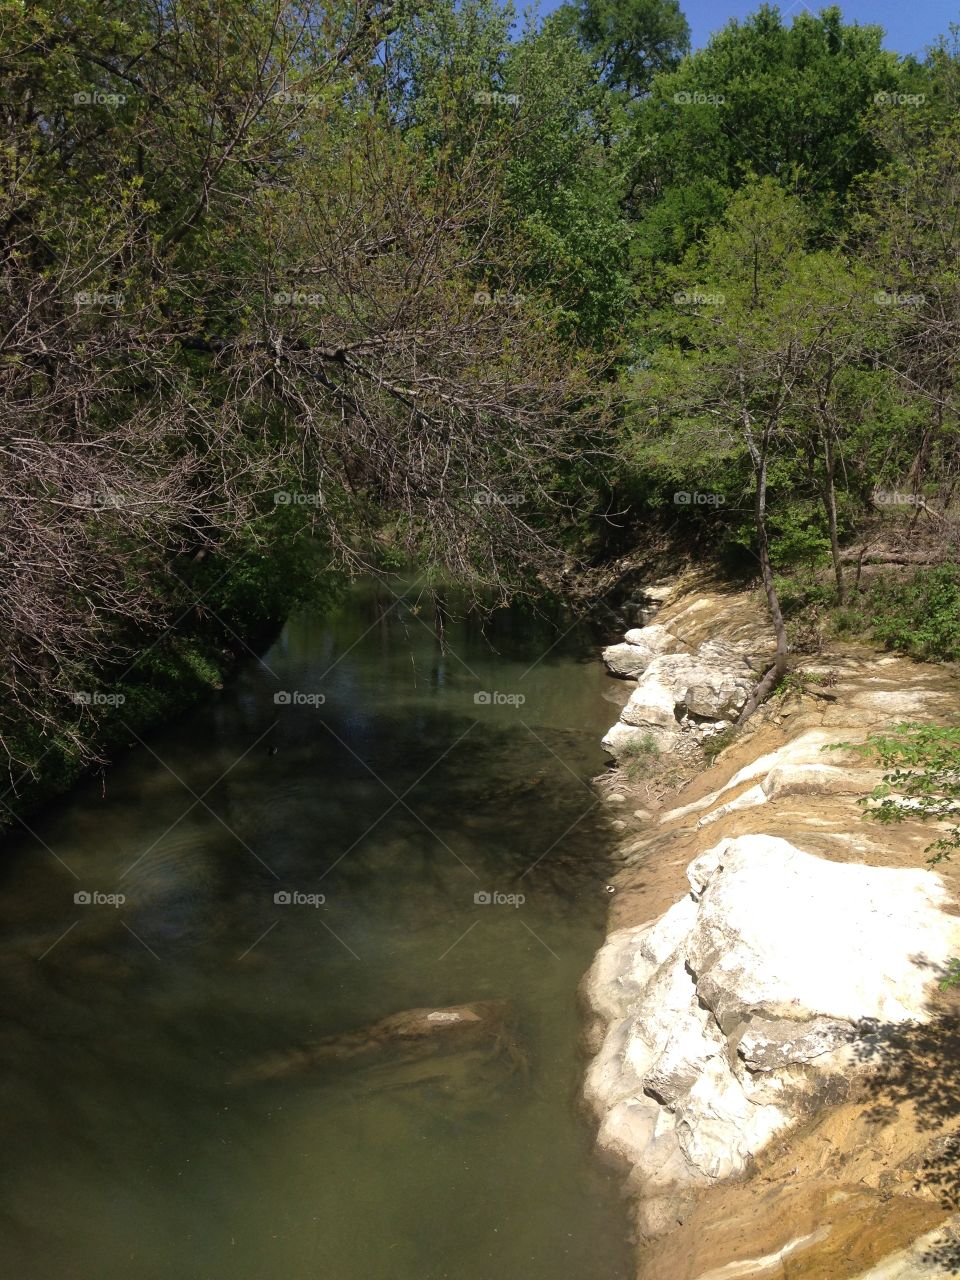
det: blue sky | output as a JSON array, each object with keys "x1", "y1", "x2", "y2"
[{"x1": 534, "y1": 1, "x2": 958, "y2": 60}]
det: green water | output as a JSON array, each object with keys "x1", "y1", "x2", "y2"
[{"x1": 0, "y1": 578, "x2": 632, "y2": 1280}]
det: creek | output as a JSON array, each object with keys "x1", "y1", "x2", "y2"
[{"x1": 0, "y1": 578, "x2": 632, "y2": 1280}]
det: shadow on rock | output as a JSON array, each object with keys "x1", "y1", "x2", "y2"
[
  {"x1": 920, "y1": 1226, "x2": 960, "y2": 1275},
  {"x1": 854, "y1": 1014, "x2": 960, "y2": 1210}
]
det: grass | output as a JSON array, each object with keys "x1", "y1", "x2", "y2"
[
  {"x1": 703, "y1": 726, "x2": 739, "y2": 761},
  {"x1": 619, "y1": 732, "x2": 661, "y2": 780}
]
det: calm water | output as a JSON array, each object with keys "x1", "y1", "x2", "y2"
[{"x1": 0, "y1": 578, "x2": 632, "y2": 1280}]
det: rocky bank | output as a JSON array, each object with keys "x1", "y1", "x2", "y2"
[{"x1": 584, "y1": 574, "x2": 960, "y2": 1279}]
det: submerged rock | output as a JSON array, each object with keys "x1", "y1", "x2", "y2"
[
  {"x1": 245, "y1": 999, "x2": 517, "y2": 1082},
  {"x1": 583, "y1": 835, "x2": 960, "y2": 1237}
]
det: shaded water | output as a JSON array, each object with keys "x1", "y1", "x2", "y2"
[{"x1": 0, "y1": 578, "x2": 632, "y2": 1280}]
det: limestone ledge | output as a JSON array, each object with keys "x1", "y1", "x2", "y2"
[{"x1": 586, "y1": 576, "x2": 960, "y2": 1276}]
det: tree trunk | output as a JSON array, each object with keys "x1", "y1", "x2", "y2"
[
  {"x1": 823, "y1": 431, "x2": 845, "y2": 603},
  {"x1": 737, "y1": 426, "x2": 789, "y2": 726}
]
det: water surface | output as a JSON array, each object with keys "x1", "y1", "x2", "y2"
[{"x1": 0, "y1": 578, "x2": 632, "y2": 1280}]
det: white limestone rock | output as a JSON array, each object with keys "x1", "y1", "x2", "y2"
[
  {"x1": 602, "y1": 624, "x2": 684, "y2": 679},
  {"x1": 621, "y1": 656, "x2": 697, "y2": 731},
  {"x1": 658, "y1": 730, "x2": 884, "y2": 826},
  {"x1": 602, "y1": 637, "x2": 756, "y2": 756},
  {"x1": 683, "y1": 671, "x2": 753, "y2": 720},
  {"x1": 583, "y1": 836, "x2": 960, "y2": 1229},
  {"x1": 601, "y1": 721, "x2": 661, "y2": 756}
]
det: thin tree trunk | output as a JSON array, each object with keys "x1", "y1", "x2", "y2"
[
  {"x1": 823, "y1": 430, "x2": 845, "y2": 604},
  {"x1": 738, "y1": 425, "x2": 789, "y2": 726}
]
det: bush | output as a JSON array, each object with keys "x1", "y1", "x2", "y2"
[
  {"x1": 620, "y1": 732, "x2": 660, "y2": 759},
  {"x1": 773, "y1": 569, "x2": 835, "y2": 617},
  {"x1": 865, "y1": 565, "x2": 960, "y2": 663}
]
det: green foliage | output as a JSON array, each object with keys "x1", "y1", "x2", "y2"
[
  {"x1": 775, "y1": 667, "x2": 832, "y2": 702},
  {"x1": 556, "y1": 0, "x2": 690, "y2": 97},
  {"x1": 633, "y1": 4, "x2": 918, "y2": 255},
  {"x1": 624, "y1": 178, "x2": 880, "y2": 576},
  {"x1": 865, "y1": 567, "x2": 960, "y2": 664},
  {"x1": 766, "y1": 565, "x2": 960, "y2": 663},
  {"x1": 620, "y1": 732, "x2": 660, "y2": 758},
  {"x1": 703, "y1": 727, "x2": 738, "y2": 761},
  {"x1": 767, "y1": 503, "x2": 832, "y2": 570},
  {"x1": 384, "y1": 0, "x2": 634, "y2": 345},
  {"x1": 773, "y1": 571, "x2": 836, "y2": 617},
  {"x1": 829, "y1": 723, "x2": 960, "y2": 864},
  {"x1": 618, "y1": 731, "x2": 661, "y2": 780},
  {"x1": 503, "y1": 15, "x2": 634, "y2": 344}
]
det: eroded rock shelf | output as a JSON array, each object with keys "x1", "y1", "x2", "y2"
[{"x1": 584, "y1": 575, "x2": 960, "y2": 1280}]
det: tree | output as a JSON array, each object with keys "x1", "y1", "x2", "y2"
[
  {"x1": 855, "y1": 56, "x2": 960, "y2": 514},
  {"x1": 629, "y1": 180, "x2": 881, "y2": 711},
  {"x1": 629, "y1": 5, "x2": 921, "y2": 265},
  {"x1": 0, "y1": 0, "x2": 612, "y2": 779},
  {"x1": 555, "y1": 0, "x2": 690, "y2": 98},
  {"x1": 380, "y1": 0, "x2": 634, "y2": 346}
]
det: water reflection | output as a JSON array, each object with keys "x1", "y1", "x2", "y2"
[{"x1": 0, "y1": 579, "x2": 631, "y2": 1280}]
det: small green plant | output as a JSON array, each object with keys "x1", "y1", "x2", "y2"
[
  {"x1": 831, "y1": 723, "x2": 960, "y2": 864},
  {"x1": 830, "y1": 722, "x2": 960, "y2": 986},
  {"x1": 619, "y1": 732, "x2": 661, "y2": 779},
  {"x1": 776, "y1": 668, "x2": 829, "y2": 701},
  {"x1": 703, "y1": 727, "x2": 738, "y2": 761}
]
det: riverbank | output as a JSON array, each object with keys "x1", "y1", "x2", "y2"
[
  {"x1": 0, "y1": 622, "x2": 263, "y2": 832},
  {"x1": 0, "y1": 545, "x2": 341, "y2": 832},
  {"x1": 584, "y1": 572, "x2": 960, "y2": 1279}
]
